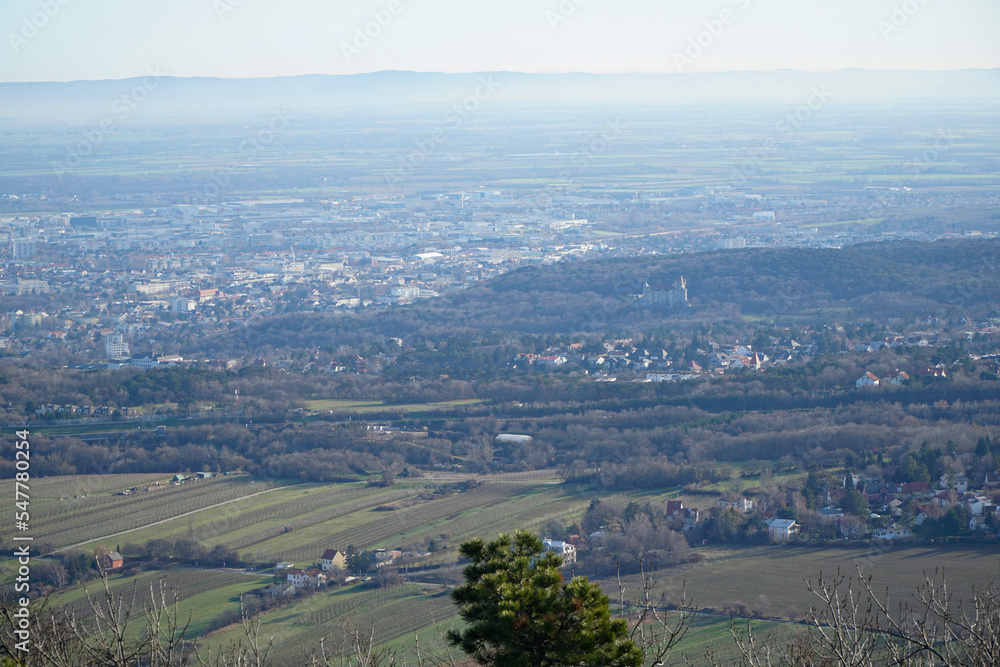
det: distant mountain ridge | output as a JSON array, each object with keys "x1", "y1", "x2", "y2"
[{"x1": 2, "y1": 69, "x2": 998, "y2": 123}]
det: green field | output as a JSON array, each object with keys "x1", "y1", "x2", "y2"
[
  {"x1": 48, "y1": 569, "x2": 273, "y2": 639},
  {"x1": 203, "y1": 582, "x2": 459, "y2": 664},
  {"x1": 0, "y1": 474, "x2": 282, "y2": 552},
  {"x1": 0, "y1": 473, "x2": 593, "y2": 568},
  {"x1": 1, "y1": 472, "x2": 601, "y2": 661},
  {"x1": 62, "y1": 477, "x2": 589, "y2": 567},
  {"x1": 664, "y1": 615, "x2": 805, "y2": 666},
  {"x1": 651, "y1": 545, "x2": 1000, "y2": 616},
  {"x1": 10, "y1": 472, "x2": 1000, "y2": 663}
]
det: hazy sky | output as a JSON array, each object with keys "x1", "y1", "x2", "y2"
[{"x1": 2, "y1": 0, "x2": 999, "y2": 82}]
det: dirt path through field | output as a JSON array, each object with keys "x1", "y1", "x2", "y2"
[{"x1": 49, "y1": 484, "x2": 297, "y2": 554}]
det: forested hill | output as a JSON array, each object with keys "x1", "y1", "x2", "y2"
[{"x1": 224, "y1": 237, "x2": 1000, "y2": 352}]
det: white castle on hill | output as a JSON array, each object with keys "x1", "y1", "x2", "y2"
[{"x1": 635, "y1": 276, "x2": 689, "y2": 310}]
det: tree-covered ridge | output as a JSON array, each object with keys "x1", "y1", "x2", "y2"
[
  {"x1": 439, "y1": 237, "x2": 1000, "y2": 322},
  {"x1": 228, "y1": 237, "x2": 1000, "y2": 352}
]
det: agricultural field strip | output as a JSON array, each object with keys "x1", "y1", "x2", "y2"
[
  {"x1": 665, "y1": 618, "x2": 803, "y2": 666},
  {"x1": 401, "y1": 488, "x2": 561, "y2": 545},
  {"x1": 266, "y1": 587, "x2": 455, "y2": 664},
  {"x1": 222, "y1": 487, "x2": 416, "y2": 552},
  {"x1": 0, "y1": 474, "x2": 166, "y2": 498},
  {"x1": 305, "y1": 595, "x2": 456, "y2": 659},
  {"x1": 24, "y1": 477, "x2": 245, "y2": 523},
  {"x1": 28, "y1": 479, "x2": 260, "y2": 533},
  {"x1": 270, "y1": 483, "x2": 535, "y2": 562},
  {"x1": 57, "y1": 571, "x2": 248, "y2": 624},
  {"x1": 294, "y1": 586, "x2": 400, "y2": 626},
  {"x1": 51, "y1": 484, "x2": 289, "y2": 553},
  {"x1": 1, "y1": 479, "x2": 267, "y2": 546},
  {"x1": 652, "y1": 546, "x2": 1000, "y2": 614},
  {"x1": 125, "y1": 484, "x2": 394, "y2": 547},
  {"x1": 198, "y1": 586, "x2": 391, "y2": 655},
  {"x1": 11, "y1": 477, "x2": 239, "y2": 527},
  {"x1": 273, "y1": 484, "x2": 535, "y2": 558},
  {"x1": 479, "y1": 495, "x2": 585, "y2": 536},
  {"x1": 36, "y1": 481, "x2": 278, "y2": 548},
  {"x1": 396, "y1": 492, "x2": 584, "y2": 568}
]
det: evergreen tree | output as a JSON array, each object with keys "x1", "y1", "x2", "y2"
[
  {"x1": 448, "y1": 530, "x2": 642, "y2": 667},
  {"x1": 840, "y1": 488, "x2": 869, "y2": 517}
]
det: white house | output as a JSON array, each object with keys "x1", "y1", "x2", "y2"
[
  {"x1": 286, "y1": 567, "x2": 327, "y2": 588},
  {"x1": 856, "y1": 372, "x2": 880, "y2": 388},
  {"x1": 939, "y1": 473, "x2": 969, "y2": 494},
  {"x1": 718, "y1": 498, "x2": 754, "y2": 512},
  {"x1": 964, "y1": 495, "x2": 989, "y2": 515},
  {"x1": 874, "y1": 524, "x2": 911, "y2": 540},
  {"x1": 542, "y1": 538, "x2": 577, "y2": 565},
  {"x1": 766, "y1": 518, "x2": 798, "y2": 541},
  {"x1": 886, "y1": 370, "x2": 910, "y2": 385}
]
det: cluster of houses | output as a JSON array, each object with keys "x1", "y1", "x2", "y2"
[
  {"x1": 855, "y1": 370, "x2": 911, "y2": 388},
  {"x1": 506, "y1": 328, "x2": 988, "y2": 386},
  {"x1": 760, "y1": 470, "x2": 1000, "y2": 543},
  {"x1": 33, "y1": 404, "x2": 133, "y2": 417},
  {"x1": 275, "y1": 549, "x2": 349, "y2": 591},
  {"x1": 855, "y1": 366, "x2": 954, "y2": 388},
  {"x1": 276, "y1": 546, "x2": 431, "y2": 591},
  {"x1": 862, "y1": 472, "x2": 1000, "y2": 534},
  {"x1": 516, "y1": 338, "x2": 810, "y2": 380},
  {"x1": 113, "y1": 473, "x2": 216, "y2": 496},
  {"x1": 644, "y1": 464, "x2": 1000, "y2": 545}
]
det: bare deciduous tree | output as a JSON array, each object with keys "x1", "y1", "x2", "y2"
[
  {"x1": 706, "y1": 567, "x2": 1000, "y2": 667},
  {"x1": 617, "y1": 563, "x2": 697, "y2": 666}
]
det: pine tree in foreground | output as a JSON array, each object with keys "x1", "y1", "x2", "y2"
[{"x1": 447, "y1": 530, "x2": 643, "y2": 667}]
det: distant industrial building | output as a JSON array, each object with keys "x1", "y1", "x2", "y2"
[
  {"x1": 70, "y1": 216, "x2": 100, "y2": 229},
  {"x1": 104, "y1": 332, "x2": 130, "y2": 359},
  {"x1": 12, "y1": 240, "x2": 36, "y2": 259}
]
